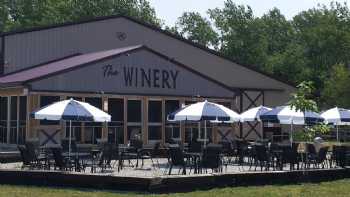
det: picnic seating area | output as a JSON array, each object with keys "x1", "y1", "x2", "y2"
[{"x1": 8, "y1": 138, "x2": 350, "y2": 178}]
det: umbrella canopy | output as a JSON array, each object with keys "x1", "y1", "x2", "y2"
[
  {"x1": 167, "y1": 100, "x2": 240, "y2": 122},
  {"x1": 321, "y1": 107, "x2": 350, "y2": 125},
  {"x1": 31, "y1": 98, "x2": 111, "y2": 158},
  {"x1": 31, "y1": 98, "x2": 111, "y2": 122},
  {"x1": 240, "y1": 105, "x2": 272, "y2": 122},
  {"x1": 259, "y1": 105, "x2": 323, "y2": 125}
]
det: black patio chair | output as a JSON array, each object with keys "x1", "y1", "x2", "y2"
[
  {"x1": 253, "y1": 144, "x2": 271, "y2": 171},
  {"x1": 98, "y1": 143, "x2": 117, "y2": 172},
  {"x1": 51, "y1": 147, "x2": 74, "y2": 171},
  {"x1": 331, "y1": 145, "x2": 346, "y2": 168},
  {"x1": 118, "y1": 139, "x2": 143, "y2": 169},
  {"x1": 188, "y1": 138, "x2": 202, "y2": 153},
  {"x1": 281, "y1": 143, "x2": 300, "y2": 171},
  {"x1": 305, "y1": 143, "x2": 317, "y2": 168},
  {"x1": 308, "y1": 146, "x2": 329, "y2": 168},
  {"x1": 137, "y1": 142, "x2": 161, "y2": 168},
  {"x1": 236, "y1": 140, "x2": 249, "y2": 166},
  {"x1": 167, "y1": 145, "x2": 191, "y2": 175},
  {"x1": 199, "y1": 144, "x2": 223, "y2": 173},
  {"x1": 25, "y1": 142, "x2": 45, "y2": 169},
  {"x1": 18, "y1": 145, "x2": 33, "y2": 169}
]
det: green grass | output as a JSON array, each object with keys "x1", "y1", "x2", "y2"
[{"x1": 1, "y1": 179, "x2": 350, "y2": 197}]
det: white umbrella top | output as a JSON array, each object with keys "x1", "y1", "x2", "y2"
[
  {"x1": 240, "y1": 105, "x2": 272, "y2": 122},
  {"x1": 31, "y1": 98, "x2": 111, "y2": 122},
  {"x1": 167, "y1": 100, "x2": 240, "y2": 122},
  {"x1": 321, "y1": 107, "x2": 350, "y2": 125},
  {"x1": 260, "y1": 105, "x2": 323, "y2": 125}
]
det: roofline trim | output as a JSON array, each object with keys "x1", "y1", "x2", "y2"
[
  {"x1": 1, "y1": 53, "x2": 81, "y2": 77},
  {"x1": 12, "y1": 45, "x2": 236, "y2": 94},
  {"x1": 1, "y1": 14, "x2": 296, "y2": 88}
]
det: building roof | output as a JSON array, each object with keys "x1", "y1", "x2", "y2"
[
  {"x1": 0, "y1": 45, "x2": 237, "y2": 92},
  {"x1": 0, "y1": 15, "x2": 296, "y2": 88},
  {"x1": 0, "y1": 45, "x2": 142, "y2": 84}
]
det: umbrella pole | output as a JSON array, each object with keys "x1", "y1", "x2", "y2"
[
  {"x1": 337, "y1": 124, "x2": 339, "y2": 144},
  {"x1": 69, "y1": 120, "x2": 72, "y2": 159},
  {"x1": 198, "y1": 122, "x2": 200, "y2": 142},
  {"x1": 204, "y1": 120, "x2": 207, "y2": 149},
  {"x1": 290, "y1": 123, "x2": 293, "y2": 147}
]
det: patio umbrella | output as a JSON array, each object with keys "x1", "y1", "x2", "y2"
[
  {"x1": 167, "y1": 100, "x2": 240, "y2": 147},
  {"x1": 240, "y1": 106, "x2": 272, "y2": 140},
  {"x1": 240, "y1": 105, "x2": 272, "y2": 122},
  {"x1": 321, "y1": 107, "x2": 350, "y2": 142},
  {"x1": 260, "y1": 105, "x2": 324, "y2": 145},
  {"x1": 31, "y1": 98, "x2": 111, "y2": 157}
]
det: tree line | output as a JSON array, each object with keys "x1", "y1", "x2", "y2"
[{"x1": 1, "y1": 0, "x2": 350, "y2": 109}]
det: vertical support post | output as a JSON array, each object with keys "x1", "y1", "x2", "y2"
[
  {"x1": 123, "y1": 97, "x2": 127, "y2": 145},
  {"x1": 142, "y1": 97, "x2": 148, "y2": 145},
  {"x1": 161, "y1": 99, "x2": 165, "y2": 145},
  {"x1": 26, "y1": 95, "x2": 31, "y2": 141},
  {"x1": 81, "y1": 97, "x2": 85, "y2": 143},
  {"x1": 16, "y1": 96, "x2": 19, "y2": 144},
  {"x1": 6, "y1": 96, "x2": 10, "y2": 144}
]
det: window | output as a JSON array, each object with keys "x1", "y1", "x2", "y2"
[
  {"x1": 0, "y1": 97, "x2": 7, "y2": 143},
  {"x1": 65, "y1": 97, "x2": 82, "y2": 143},
  {"x1": 127, "y1": 100, "x2": 141, "y2": 122},
  {"x1": 9, "y1": 96, "x2": 17, "y2": 144},
  {"x1": 148, "y1": 100, "x2": 162, "y2": 141},
  {"x1": 40, "y1": 96, "x2": 60, "y2": 125},
  {"x1": 165, "y1": 100, "x2": 180, "y2": 143},
  {"x1": 127, "y1": 100, "x2": 142, "y2": 141},
  {"x1": 84, "y1": 97, "x2": 102, "y2": 144},
  {"x1": 108, "y1": 98, "x2": 124, "y2": 144}
]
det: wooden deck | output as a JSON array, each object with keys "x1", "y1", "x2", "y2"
[{"x1": 0, "y1": 159, "x2": 349, "y2": 193}]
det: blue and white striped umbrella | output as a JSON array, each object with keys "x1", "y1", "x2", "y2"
[
  {"x1": 167, "y1": 100, "x2": 240, "y2": 148},
  {"x1": 240, "y1": 105, "x2": 272, "y2": 122},
  {"x1": 167, "y1": 100, "x2": 240, "y2": 122},
  {"x1": 260, "y1": 105, "x2": 324, "y2": 125},
  {"x1": 31, "y1": 98, "x2": 111, "y2": 157},
  {"x1": 321, "y1": 107, "x2": 350, "y2": 125},
  {"x1": 321, "y1": 107, "x2": 350, "y2": 142},
  {"x1": 31, "y1": 98, "x2": 111, "y2": 122}
]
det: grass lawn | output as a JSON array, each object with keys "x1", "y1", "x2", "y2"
[{"x1": 1, "y1": 179, "x2": 350, "y2": 197}]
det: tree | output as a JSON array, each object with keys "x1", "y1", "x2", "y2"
[
  {"x1": 289, "y1": 81, "x2": 318, "y2": 112},
  {"x1": 292, "y1": 2, "x2": 350, "y2": 90},
  {"x1": 175, "y1": 12, "x2": 218, "y2": 48},
  {"x1": 208, "y1": 1, "x2": 268, "y2": 67},
  {"x1": 289, "y1": 81, "x2": 330, "y2": 142},
  {"x1": 321, "y1": 63, "x2": 350, "y2": 108},
  {"x1": 260, "y1": 8, "x2": 295, "y2": 55},
  {"x1": 1, "y1": 0, "x2": 161, "y2": 32}
]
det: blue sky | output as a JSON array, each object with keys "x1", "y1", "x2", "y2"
[{"x1": 148, "y1": 0, "x2": 349, "y2": 26}]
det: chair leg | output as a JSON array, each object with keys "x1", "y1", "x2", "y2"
[{"x1": 168, "y1": 164, "x2": 173, "y2": 175}]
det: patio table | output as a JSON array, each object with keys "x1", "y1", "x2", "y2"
[{"x1": 62, "y1": 152, "x2": 91, "y2": 172}]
